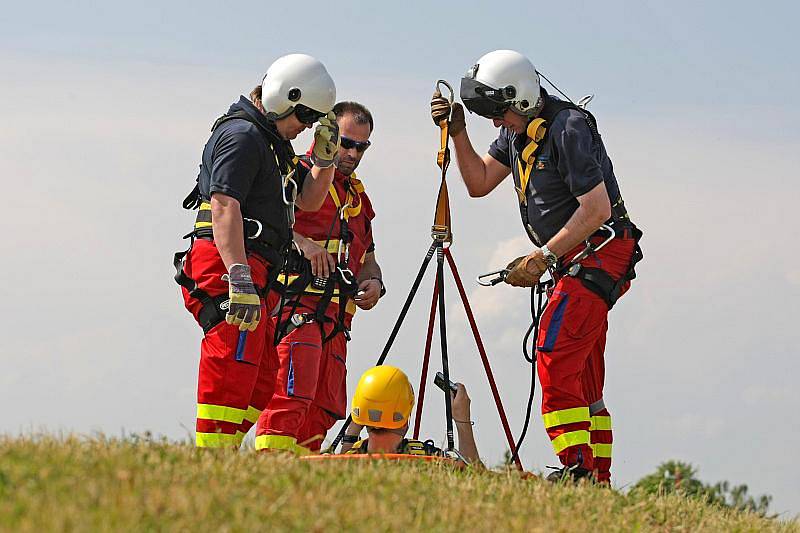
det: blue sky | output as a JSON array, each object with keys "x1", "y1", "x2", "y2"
[{"x1": 2, "y1": 0, "x2": 799, "y2": 518}]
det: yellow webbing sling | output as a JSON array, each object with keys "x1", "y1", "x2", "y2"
[
  {"x1": 515, "y1": 118, "x2": 547, "y2": 205},
  {"x1": 432, "y1": 80, "x2": 454, "y2": 244}
]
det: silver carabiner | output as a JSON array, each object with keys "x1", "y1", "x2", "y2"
[
  {"x1": 282, "y1": 173, "x2": 298, "y2": 227},
  {"x1": 568, "y1": 223, "x2": 616, "y2": 265},
  {"x1": 242, "y1": 217, "x2": 263, "y2": 240},
  {"x1": 477, "y1": 269, "x2": 509, "y2": 287},
  {"x1": 577, "y1": 94, "x2": 595, "y2": 109},
  {"x1": 436, "y1": 79, "x2": 455, "y2": 106}
]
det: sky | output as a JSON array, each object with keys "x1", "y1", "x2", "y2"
[{"x1": 2, "y1": 0, "x2": 799, "y2": 518}]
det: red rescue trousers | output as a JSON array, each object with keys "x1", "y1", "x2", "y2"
[
  {"x1": 255, "y1": 296, "x2": 349, "y2": 454},
  {"x1": 181, "y1": 239, "x2": 280, "y2": 448},
  {"x1": 536, "y1": 236, "x2": 636, "y2": 482}
]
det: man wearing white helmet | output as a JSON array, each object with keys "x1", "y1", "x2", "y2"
[
  {"x1": 431, "y1": 50, "x2": 642, "y2": 483},
  {"x1": 175, "y1": 54, "x2": 340, "y2": 449}
]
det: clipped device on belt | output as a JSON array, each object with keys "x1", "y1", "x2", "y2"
[
  {"x1": 311, "y1": 276, "x2": 329, "y2": 290},
  {"x1": 434, "y1": 371, "x2": 458, "y2": 394}
]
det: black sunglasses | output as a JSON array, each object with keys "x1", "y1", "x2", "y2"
[
  {"x1": 294, "y1": 104, "x2": 326, "y2": 125},
  {"x1": 340, "y1": 136, "x2": 371, "y2": 153}
]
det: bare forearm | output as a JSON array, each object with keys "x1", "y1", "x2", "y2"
[
  {"x1": 452, "y1": 131, "x2": 489, "y2": 197},
  {"x1": 210, "y1": 195, "x2": 247, "y2": 269},
  {"x1": 297, "y1": 165, "x2": 335, "y2": 211},
  {"x1": 340, "y1": 423, "x2": 363, "y2": 454},
  {"x1": 547, "y1": 184, "x2": 611, "y2": 257},
  {"x1": 456, "y1": 424, "x2": 481, "y2": 465},
  {"x1": 357, "y1": 254, "x2": 381, "y2": 283}
]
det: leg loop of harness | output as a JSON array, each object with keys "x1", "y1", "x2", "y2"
[{"x1": 565, "y1": 226, "x2": 643, "y2": 310}]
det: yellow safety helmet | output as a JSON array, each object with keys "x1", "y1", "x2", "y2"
[{"x1": 351, "y1": 366, "x2": 415, "y2": 430}]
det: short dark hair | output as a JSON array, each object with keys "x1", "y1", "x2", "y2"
[
  {"x1": 250, "y1": 85, "x2": 262, "y2": 104},
  {"x1": 332, "y1": 101, "x2": 374, "y2": 132}
]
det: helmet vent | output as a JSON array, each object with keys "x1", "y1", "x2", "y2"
[
  {"x1": 393, "y1": 412, "x2": 404, "y2": 422},
  {"x1": 368, "y1": 409, "x2": 383, "y2": 422},
  {"x1": 288, "y1": 88, "x2": 302, "y2": 102}
]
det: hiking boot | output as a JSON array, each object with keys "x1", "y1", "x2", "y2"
[{"x1": 545, "y1": 464, "x2": 593, "y2": 484}]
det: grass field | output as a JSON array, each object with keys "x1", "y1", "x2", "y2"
[{"x1": 0, "y1": 435, "x2": 795, "y2": 532}]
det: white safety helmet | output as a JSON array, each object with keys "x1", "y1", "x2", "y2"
[
  {"x1": 261, "y1": 54, "x2": 336, "y2": 122},
  {"x1": 460, "y1": 50, "x2": 543, "y2": 118}
]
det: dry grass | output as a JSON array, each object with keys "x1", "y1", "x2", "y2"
[{"x1": 0, "y1": 435, "x2": 794, "y2": 532}]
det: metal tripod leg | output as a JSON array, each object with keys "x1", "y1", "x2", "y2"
[
  {"x1": 413, "y1": 280, "x2": 439, "y2": 440},
  {"x1": 445, "y1": 247, "x2": 523, "y2": 470},
  {"x1": 436, "y1": 244, "x2": 455, "y2": 451}
]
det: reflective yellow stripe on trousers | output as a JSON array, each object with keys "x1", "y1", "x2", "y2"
[
  {"x1": 550, "y1": 430, "x2": 591, "y2": 454},
  {"x1": 590, "y1": 415, "x2": 612, "y2": 431},
  {"x1": 197, "y1": 404, "x2": 250, "y2": 424},
  {"x1": 542, "y1": 407, "x2": 590, "y2": 429},
  {"x1": 196, "y1": 431, "x2": 245, "y2": 448},
  {"x1": 591, "y1": 443, "x2": 613, "y2": 458},
  {"x1": 255, "y1": 435, "x2": 311, "y2": 456}
]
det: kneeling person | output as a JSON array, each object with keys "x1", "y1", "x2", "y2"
[{"x1": 341, "y1": 366, "x2": 480, "y2": 464}]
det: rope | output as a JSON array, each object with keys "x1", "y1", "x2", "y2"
[{"x1": 510, "y1": 282, "x2": 549, "y2": 465}]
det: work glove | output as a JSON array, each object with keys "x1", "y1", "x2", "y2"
[
  {"x1": 504, "y1": 253, "x2": 549, "y2": 288},
  {"x1": 430, "y1": 90, "x2": 466, "y2": 135},
  {"x1": 224, "y1": 263, "x2": 261, "y2": 332},
  {"x1": 311, "y1": 112, "x2": 340, "y2": 168}
]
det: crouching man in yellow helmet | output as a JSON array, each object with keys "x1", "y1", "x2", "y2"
[{"x1": 340, "y1": 366, "x2": 481, "y2": 464}]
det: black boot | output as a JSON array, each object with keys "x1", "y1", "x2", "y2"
[{"x1": 545, "y1": 464, "x2": 593, "y2": 484}]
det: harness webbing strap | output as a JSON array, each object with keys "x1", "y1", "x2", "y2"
[
  {"x1": 432, "y1": 118, "x2": 452, "y2": 243},
  {"x1": 515, "y1": 118, "x2": 547, "y2": 204},
  {"x1": 328, "y1": 174, "x2": 364, "y2": 220}
]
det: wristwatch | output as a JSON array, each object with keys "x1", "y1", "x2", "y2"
[{"x1": 540, "y1": 245, "x2": 558, "y2": 267}]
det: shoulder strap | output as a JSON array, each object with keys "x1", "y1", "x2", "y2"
[
  {"x1": 211, "y1": 110, "x2": 297, "y2": 174},
  {"x1": 538, "y1": 96, "x2": 601, "y2": 147}
]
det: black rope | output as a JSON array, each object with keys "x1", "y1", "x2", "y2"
[
  {"x1": 510, "y1": 281, "x2": 548, "y2": 465},
  {"x1": 536, "y1": 69, "x2": 576, "y2": 106},
  {"x1": 329, "y1": 241, "x2": 438, "y2": 451}
]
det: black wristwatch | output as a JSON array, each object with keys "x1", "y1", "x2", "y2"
[{"x1": 369, "y1": 276, "x2": 386, "y2": 297}]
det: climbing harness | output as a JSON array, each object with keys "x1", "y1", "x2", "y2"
[
  {"x1": 475, "y1": 80, "x2": 644, "y2": 463},
  {"x1": 329, "y1": 80, "x2": 522, "y2": 468},
  {"x1": 272, "y1": 160, "x2": 364, "y2": 345},
  {"x1": 173, "y1": 109, "x2": 313, "y2": 337}
]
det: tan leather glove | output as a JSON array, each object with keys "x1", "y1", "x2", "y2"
[
  {"x1": 430, "y1": 90, "x2": 466, "y2": 135},
  {"x1": 504, "y1": 253, "x2": 549, "y2": 287},
  {"x1": 311, "y1": 112, "x2": 340, "y2": 168}
]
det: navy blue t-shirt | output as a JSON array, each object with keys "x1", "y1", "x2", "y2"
[
  {"x1": 198, "y1": 96, "x2": 300, "y2": 244},
  {"x1": 488, "y1": 100, "x2": 622, "y2": 245}
]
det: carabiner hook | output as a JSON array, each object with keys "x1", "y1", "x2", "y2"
[
  {"x1": 436, "y1": 79, "x2": 455, "y2": 106},
  {"x1": 477, "y1": 268, "x2": 509, "y2": 287}
]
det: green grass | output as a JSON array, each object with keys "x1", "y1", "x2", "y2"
[{"x1": 0, "y1": 435, "x2": 794, "y2": 532}]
